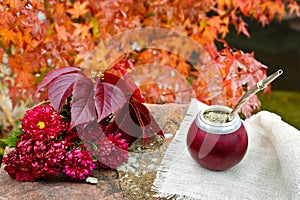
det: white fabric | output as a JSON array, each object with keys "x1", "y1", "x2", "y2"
[{"x1": 152, "y1": 98, "x2": 300, "y2": 200}]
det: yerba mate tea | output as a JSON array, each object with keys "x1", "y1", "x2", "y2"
[{"x1": 187, "y1": 105, "x2": 248, "y2": 170}]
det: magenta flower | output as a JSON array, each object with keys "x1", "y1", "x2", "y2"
[
  {"x1": 62, "y1": 147, "x2": 95, "y2": 180},
  {"x1": 3, "y1": 139, "x2": 67, "y2": 181},
  {"x1": 62, "y1": 130, "x2": 80, "y2": 147},
  {"x1": 20, "y1": 105, "x2": 68, "y2": 140},
  {"x1": 3, "y1": 104, "x2": 130, "y2": 182},
  {"x1": 94, "y1": 133, "x2": 128, "y2": 169},
  {"x1": 3, "y1": 105, "x2": 70, "y2": 181}
]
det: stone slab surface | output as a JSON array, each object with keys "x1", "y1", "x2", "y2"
[{"x1": 0, "y1": 103, "x2": 189, "y2": 200}]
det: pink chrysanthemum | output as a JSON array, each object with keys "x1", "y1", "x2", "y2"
[
  {"x1": 20, "y1": 105, "x2": 68, "y2": 140},
  {"x1": 3, "y1": 139, "x2": 67, "y2": 181},
  {"x1": 94, "y1": 133, "x2": 128, "y2": 169},
  {"x1": 4, "y1": 104, "x2": 131, "y2": 182},
  {"x1": 62, "y1": 130, "x2": 80, "y2": 147},
  {"x1": 62, "y1": 147, "x2": 95, "y2": 180}
]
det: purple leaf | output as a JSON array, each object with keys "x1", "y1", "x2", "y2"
[
  {"x1": 130, "y1": 100, "x2": 164, "y2": 142},
  {"x1": 70, "y1": 77, "x2": 97, "y2": 129},
  {"x1": 104, "y1": 102, "x2": 141, "y2": 144},
  {"x1": 76, "y1": 120, "x2": 104, "y2": 144},
  {"x1": 102, "y1": 72, "x2": 145, "y2": 102},
  {"x1": 48, "y1": 73, "x2": 85, "y2": 113},
  {"x1": 35, "y1": 67, "x2": 81, "y2": 96},
  {"x1": 94, "y1": 78, "x2": 126, "y2": 122},
  {"x1": 104, "y1": 98, "x2": 164, "y2": 144}
]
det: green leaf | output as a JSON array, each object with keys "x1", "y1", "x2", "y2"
[
  {"x1": 0, "y1": 128, "x2": 23, "y2": 147},
  {"x1": 91, "y1": 17, "x2": 101, "y2": 38},
  {"x1": 1, "y1": 135, "x2": 20, "y2": 147}
]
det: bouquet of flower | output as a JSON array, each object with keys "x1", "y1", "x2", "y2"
[{"x1": 1, "y1": 65, "x2": 163, "y2": 182}]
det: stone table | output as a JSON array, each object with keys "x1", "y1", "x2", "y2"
[{"x1": 0, "y1": 103, "x2": 189, "y2": 200}]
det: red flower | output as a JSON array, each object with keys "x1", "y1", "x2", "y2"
[
  {"x1": 19, "y1": 105, "x2": 68, "y2": 140},
  {"x1": 3, "y1": 104, "x2": 130, "y2": 182},
  {"x1": 3, "y1": 139, "x2": 67, "y2": 181},
  {"x1": 62, "y1": 147, "x2": 95, "y2": 180},
  {"x1": 62, "y1": 130, "x2": 81, "y2": 147},
  {"x1": 94, "y1": 133, "x2": 128, "y2": 169}
]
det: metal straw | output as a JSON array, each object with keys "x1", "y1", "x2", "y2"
[{"x1": 227, "y1": 69, "x2": 284, "y2": 122}]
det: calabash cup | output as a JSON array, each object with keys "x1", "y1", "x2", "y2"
[{"x1": 187, "y1": 105, "x2": 248, "y2": 171}]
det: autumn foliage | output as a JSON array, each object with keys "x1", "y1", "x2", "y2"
[
  {"x1": 35, "y1": 66, "x2": 163, "y2": 143},
  {"x1": 0, "y1": 0, "x2": 299, "y2": 123}
]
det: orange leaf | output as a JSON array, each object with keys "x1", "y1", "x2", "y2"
[
  {"x1": 72, "y1": 23, "x2": 92, "y2": 40},
  {"x1": 258, "y1": 15, "x2": 269, "y2": 27},
  {"x1": 8, "y1": 86, "x2": 22, "y2": 108},
  {"x1": 67, "y1": 1, "x2": 89, "y2": 19},
  {"x1": 55, "y1": 23, "x2": 71, "y2": 41},
  {"x1": 288, "y1": 2, "x2": 300, "y2": 16},
  {"x1": 236, "y1": 18, "x2": 250, "y2": 38},
  {"x1": 0, "y1": 28, "x2": 13, "y2": 47}
]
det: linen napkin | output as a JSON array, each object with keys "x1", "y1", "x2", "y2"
[{"x1": 152, "y1": 98, "x2": 300, "y2": 200}]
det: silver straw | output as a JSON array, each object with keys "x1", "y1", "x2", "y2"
[{"x1": 227, "y1": 69, "x2": 283, "y2": 121}]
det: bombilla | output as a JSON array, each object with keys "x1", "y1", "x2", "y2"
[{"x1": 227, "y1": 69, "x2": 283, "y2": 122}]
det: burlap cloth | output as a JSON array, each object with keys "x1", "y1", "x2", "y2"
[{"x1": 152, "y1": 99, "x2": 300, "y2": 199}]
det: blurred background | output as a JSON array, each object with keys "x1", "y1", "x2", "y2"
[
  {"x1": 1, "y1": 0, "x2": 299, "y2": 138},
  {"x1": 225, "y1": 17, "x2": 300, "y2": 129}
]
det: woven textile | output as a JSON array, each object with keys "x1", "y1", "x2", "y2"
[{"x1": 152, "y1": 99, "x2": 300, "y2": 200}]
